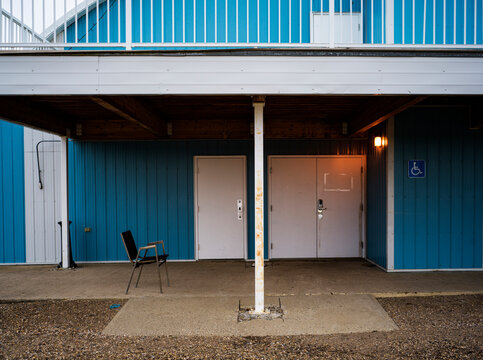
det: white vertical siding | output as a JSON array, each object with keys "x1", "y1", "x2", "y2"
[{"x1": 24, "y1": 128, "x2": 61, "y2": 264}]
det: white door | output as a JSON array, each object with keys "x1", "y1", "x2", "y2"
[
  {"x1": 312, "y1": 13, "x2": 362, "y2": 44},
  {"x1": 269, "y1": 156, "x2": 363, "y2": 259},
  {"x1": 196, "y1": 157, "x2": 246, "y2": 259},
  {"x1": 270, "y1": 158, "x2": 317, "y2": 258},
  {"x1": 317, "y1": 157, "x2": 362, "y2": 258}
]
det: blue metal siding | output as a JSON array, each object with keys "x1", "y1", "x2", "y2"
[
  {"x1": 68, "y1": 140, "x2": 253, "y2": 261},
  {"x1": 0, "y1": 121, "x2": 26, "y2": 263},
  {"x1": 366, "y1": 124, "x2": 387, "y2": 268},
  {"x1": 66, "y1": 0, "x2": 126, "y2": 44},
  {"x1": 69, "y1": 139, "x2": 366, "y2": 261},
  {"x1": 66, "y1": 0, "x2": 482, "y2": 46},
  {"x1": 66, "y1": 0, "x2": 389, "y2": 45},
  {"x1": 394, "y1": 108, "x2": 483, "y2": 269},
  {"x1": 394, "y1": 0, "x2": 483, "y2": 44}
]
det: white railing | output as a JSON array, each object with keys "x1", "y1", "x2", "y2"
[
  {"x1": 1, "y1": 6, "x2": 46, "y2": 49},
  {"x1": 0, "y1": 0, "x2": 482, "y2": 51}
]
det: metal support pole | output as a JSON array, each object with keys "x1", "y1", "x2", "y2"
[
  {"x1": 253, "y1": 96, "x2": 265, "y2": 314},
  {"x1": 60, "y1": 136, "x2": 70, "y2": 269}
]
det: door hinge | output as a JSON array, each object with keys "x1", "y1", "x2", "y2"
[
  {"x1": 198, "y1": 205, "x2": 200, "y2": 212},
  {"x1": 197, "y1": 167, "x2": 200, "y2": 174},
  {"x1": 270, "y1": 205, "x2": 273, "y2": 212},
  {"x1": 360, "y1": 241, "x2": 364, "y2": 249},
  {"x1": 360, "y1": 203, "x2": 363, "y2": 212},
  {"x1": 361, "y1": 166, "x2": 363, "y2": 174},
  {"x1": 271, "y1": 243, "x2": 273, "y2": 250}
]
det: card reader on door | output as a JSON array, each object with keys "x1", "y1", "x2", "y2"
[{"x1": 237, "y1": 199, "x2": 243, "y2": 220}]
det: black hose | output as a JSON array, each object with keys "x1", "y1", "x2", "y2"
[{"x1": 36, "y1": 140, "x2": 61, "y2": 190}]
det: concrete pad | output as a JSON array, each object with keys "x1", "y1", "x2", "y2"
[
  {"x1": 1, "y1": 260, "x2": 482, "y2": 301},
  {"x1": 102, "y1": 294, "x2": 398, "y2": 336}
]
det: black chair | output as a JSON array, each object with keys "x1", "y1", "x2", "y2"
[{"x1": 121, "y1": 230, "x2": 169, "y2": 294}]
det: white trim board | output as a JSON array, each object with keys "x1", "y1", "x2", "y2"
[
  {"x1": 386, "y1": 117, "x2": 395, "y2": 271},
  {"x1": 1, "y1": 55, "x2": 483, "y2": 95},
  {"x1": 366, "y1": 258, "x2": 388, "y2": 272}
]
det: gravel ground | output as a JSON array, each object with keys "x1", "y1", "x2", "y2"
[{"x1": 0, "y1": 295, "x2": 481, "y2": 359}]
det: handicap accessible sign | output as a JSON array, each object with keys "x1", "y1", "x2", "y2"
[{"x1": 408, "y1": 160, "x2": 425, "y2": 178}]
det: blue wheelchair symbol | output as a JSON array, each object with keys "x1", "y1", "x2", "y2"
[{"x1": 408, "y1": 160, "x2": 425, "y2": 178}]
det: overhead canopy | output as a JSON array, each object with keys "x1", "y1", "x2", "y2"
[{"x1": 0, "y1": 95, "x2": 481, "y2": 140}]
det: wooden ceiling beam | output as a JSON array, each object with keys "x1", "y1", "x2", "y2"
[
  {"x1": 350, "y1": 96, "x2": 427, "y2": 136},
  {"x1": 0, "y1": 97, "x2": 75, "y2": 137},
  {"x1": 90, "y1": 96, "x2": 166, "y2": 137}
]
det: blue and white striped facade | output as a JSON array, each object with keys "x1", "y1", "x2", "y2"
[
  {"x1": 59, "y1": 0, "x2": 483, "y2": 46},
  {"x1": 0, "y1": 0, "x2": 482, "y2": 271},
  {"x1": 1, "y1": 113, "x2": 482, "y2": 270}
]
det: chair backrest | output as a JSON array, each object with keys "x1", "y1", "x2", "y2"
[{"x1": 121, "y1": 231, "x2": 138, "y2": 262}]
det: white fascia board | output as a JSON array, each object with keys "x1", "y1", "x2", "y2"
[{"x1": 0, "y1": 55, "x2": 482, "y2": 95}]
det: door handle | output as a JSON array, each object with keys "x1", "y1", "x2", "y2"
[
  {"x1": 317, "y1": 199, "x2": 327, "y2": 219},
  {"x1": 317, "y1": 199, "x2": 327, "y2": 213}
]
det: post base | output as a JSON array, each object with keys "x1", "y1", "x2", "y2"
[{"x1": 237, "y1": 300, "x2": 284, "y2": 322}]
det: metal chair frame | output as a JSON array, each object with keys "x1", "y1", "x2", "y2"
[{"x1": 121, "y1": 231, "x2": 170, "y2": 294}]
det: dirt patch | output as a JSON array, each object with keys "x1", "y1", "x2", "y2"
[{"x1": 0, "y1": 295, "x2": 482, "y2": 359}]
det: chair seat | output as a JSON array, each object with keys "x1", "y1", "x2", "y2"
[{"x1": 135, "y1": 254, "x2": 169, "y2": 266}]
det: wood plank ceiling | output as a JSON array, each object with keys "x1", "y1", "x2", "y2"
[{"x1": 0, "y1": 95, "x2": 479, "y2": 140}]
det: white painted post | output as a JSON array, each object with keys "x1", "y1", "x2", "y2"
[
  {"x1": 329, "y1": 0, "x2": 335, "y2": 47},
  {"x1": 253, "y1": 96, "x2": 265, "y2": 314},
  {"x1": 386, "y1": 117, "x2": 395, "y2": 271},
  {"x1": 386, "y1": 0, "x2": 394, "y2": 44},
  {"x1": 126, "y1": 0, "x2": 132, "y2": 49},
  {"x1": 60, "y1": 136, "x2": 70, "y2": 269},
  {"x1": 0, "y1": 0, "x2": 3, "y2": 44}
]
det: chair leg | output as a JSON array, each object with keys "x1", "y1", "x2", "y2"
[
  {"x1": 164, "y1": 261, "x2": 170, "y2": 287},
  {"x1": 126, "y1": 262, "x2": 137, "y2": 294},
  {"x1": 135, "y1": 264, "x2": 144, "y2": 288},
  {"x1": 155, "y1": 248, "x2": 163, "y2": 293},
  {"x1": 157, "y1": 264, "x2": 163, "y2": 293}
]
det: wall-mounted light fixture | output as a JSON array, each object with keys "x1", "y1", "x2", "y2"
[
  {"x1": 374, "y1": 136, "x2": 382, "y2": 147},
  {"x1": 374, "y1": 136, "x2": 387, "y2": 148}
]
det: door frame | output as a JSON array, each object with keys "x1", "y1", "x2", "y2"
[
  {"x1": 268, "y1": 155, "x2": 367, "y2": 260},
  {"x1": 193, "y1": 155, "x2": 248, "y2": 260}
]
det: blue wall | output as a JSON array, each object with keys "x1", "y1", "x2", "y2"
[
  {"x1": 65, "y1": 0, "x2": 482, "y2": 46},
  {"x1": 367, "y1": 123, "x2": 387, "y2": 268},
  {"x1": 68, "y1": 139, "x2": 366, "y2": 261},
  {"x1": 0, "y1": 121, "x2": 25, "y2": 263},
  {"x1": 66, "y1": 0, "x2": 126, "y2": 44},
  {"x1": 394, "y1": 108, "x2": 483, "y2": 269},
  {"x1": 394, "y1": 0, "x2": 483, "y2": 44},
  {"x1": 64, "y1": 0, "x2": 385, "y2": 45}
]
